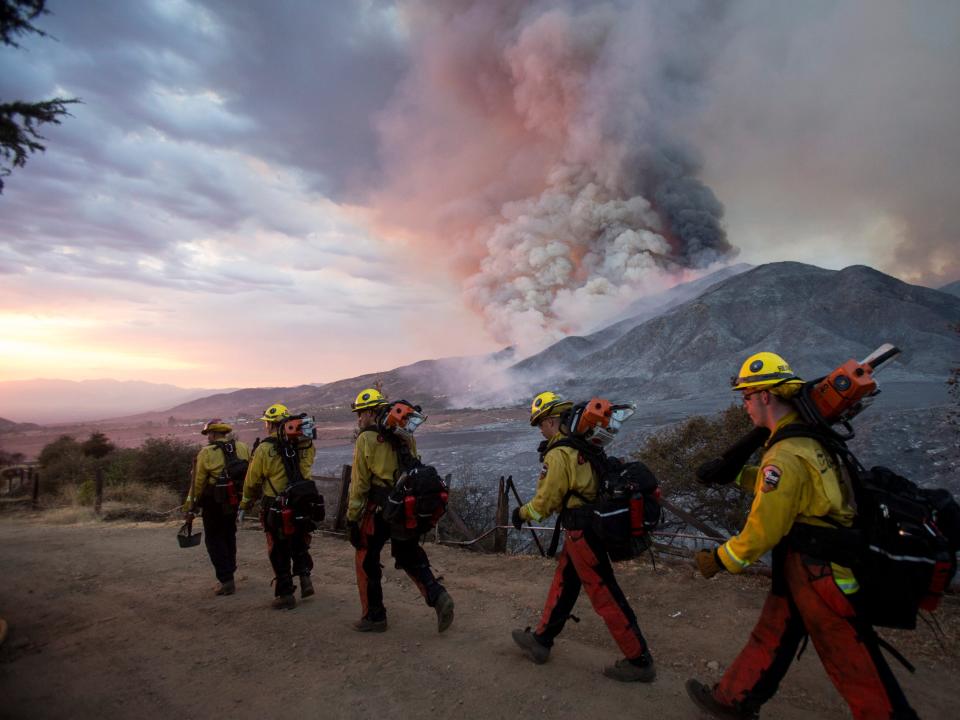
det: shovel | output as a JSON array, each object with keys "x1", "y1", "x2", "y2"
[{"x1": 177, "y1": 518, "x2": 202, "y2": 548}]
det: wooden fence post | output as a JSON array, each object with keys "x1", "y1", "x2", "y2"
[
  {"x1": 31, "y1": 468, "x2": 39, "y2": 509},
  {"x1": 94, "y1": 466, "x2": 104, "y2": 515},
  {"x1": 494, "y1": 476, "x2": 508, "y2": 553},
  {"x1": 334, "y1": 464, "x2": 351, "y2": 531}
]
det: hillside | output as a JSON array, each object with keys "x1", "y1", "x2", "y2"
[
  {"x1": 941, "y1": 280, "x2": 960, "y2": 298},
  {"x1": 159, "y1": 261, "x2": 959, "y2": 422},
  {"x1": 515, "y1": 262, "x2": 960, "y2": 401},
  {"x1": 0, "y1": 379, "x2": 231, "y2": 424},
  {"x1": 0, "y1": 417, "x2": 41, "y2": 434},
  {"x1": 0, "y1": 517, "x2": 956, "y2": 719}
]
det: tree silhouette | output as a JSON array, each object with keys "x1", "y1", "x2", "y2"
[
  {"x1": 1, "y1": 0, "x2": 78, "y2": 192},
  {"x1": 81, "y1": 431, "x2": 115, "y2": 460}
]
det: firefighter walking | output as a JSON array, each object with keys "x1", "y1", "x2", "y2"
[
  {"x1": 346, "y1": 388, "x2": 454, "y2": 633},
  {"x1": 511, "y1": 391, "x2": 655, "y2": 682},
  {"x1": 183, "y1": 419, "x2": 249, "y2": 596},
  {"x1": 687, "y1": 352, "x2": 917, "y2": 719},
  {"x1": 238, "y1": 403, "x2": 316, "y2": 610}
]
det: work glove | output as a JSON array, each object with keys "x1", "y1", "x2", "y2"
[
  {"x1": 347, "y1": 521, "x2": 362, "y2": 550},
  {"x1": 511, "y1": 506, "x2": 525, "y2": 531},
  {"x1": 695, "y1": 548, "x2": 725, "y2": 579},
  {"x1": 237, "y1": 509, "x2": 245, "y2": 525}
]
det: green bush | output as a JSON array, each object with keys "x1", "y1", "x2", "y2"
[
  {"x1": 77, "y1": 479, "x2": 96, "y2": 506},
  {"x1": 38, "y1": 434, "x2": 198, "y2": 499},
  {"x1": 103, "y1": 448, "x2": 138, "y2": 486},
  {"x1": 133, "y1": 436, "x2": 198, "y2": 493},
  {"x1": 37, "y1": 435, "x2": 94, "y2": 488}
]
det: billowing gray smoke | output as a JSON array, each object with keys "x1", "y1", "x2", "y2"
[{"x1": 373, "y1": 0, "x2": 735, "y2": 350}]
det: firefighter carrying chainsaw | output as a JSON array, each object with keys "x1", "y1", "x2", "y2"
[
  {"x1": 685, "y1": 347, "x2": 958, "y2": 720},
  {"x1": 183, "y1": 419, "x2": 250, "y2": 596},
  {"x1": 238, "y1": 403, "x2": 324, "y2": 610},
  {"x1": 511, "y1": 391, "x2": 658, "y2": 682},
  {"x1": 346, "y1": 388, "x2": 454, "y2": 633}
]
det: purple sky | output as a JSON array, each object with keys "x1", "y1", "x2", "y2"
[{"x1": 1, "y1": 1, "x2": 958, "y2": 388}]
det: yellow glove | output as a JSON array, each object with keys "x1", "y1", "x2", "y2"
[{"x1": 695, "y1": 548, "x2": 724, "y2": 579}]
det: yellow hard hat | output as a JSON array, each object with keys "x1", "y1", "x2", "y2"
[
  {"x1": 529, "y1": 391, "x2": 574, "y2": 426},
  {"x1": 201, "y1": 418, "x2": 232, "y2": 435},
  {"x1": 259, "y1": 403, "x2": 290, "y2": 422},
  {"x1": 731, "y1": 352, "x2": 804, "y2": 391},
  {"x1": 351, "y1": 388, "x2": 387, "y2": 412}
]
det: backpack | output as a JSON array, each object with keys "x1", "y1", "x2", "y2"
[
  {"x1": 382, "y1": 465, "x2": 449, "y2": 539},
  {"x1": 775, "y1": 424, "x2": 959, "y2": 629},
  {"x1": 261, "y1": 437, "x2": 325, "y2": 535},
  {"x1": 547, "y1": 437, "x2": 663, "y2": 561},
  {"x1": 364, "y1": 428, "x2": 448, "y2": 539},
  {"x1": 210, "y1": 441, "x2": 248, "y2": 513},
  {"x1": 591, "y1": 457, "x2": 662, "y2": 561}
]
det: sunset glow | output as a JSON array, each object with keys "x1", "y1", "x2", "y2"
[{"x1": 1, "y1": 1, "x2": 957, "y2": 396}]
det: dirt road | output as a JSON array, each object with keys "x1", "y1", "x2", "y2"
[{"x1": 1, "y1": 516, "x2": 957, "y2": 719}]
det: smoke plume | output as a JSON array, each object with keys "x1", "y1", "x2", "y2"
[{"x1": 373, "y1": 0, "x2": 734, "y2": 350}]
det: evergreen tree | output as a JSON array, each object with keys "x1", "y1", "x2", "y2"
[
  {"x1": 81, "y1": 431, "x2": 115, "y2": 460},
  {"x1": 0, "y1": 0, "x2": 78, "y2": 192}
]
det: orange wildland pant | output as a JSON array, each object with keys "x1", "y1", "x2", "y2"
[
  {"x1": 535, "y1": 528, "x2": 648, "y2": 660},
  {"x1": 714, "y1": 549, "x2": 917, "y2": 719}
]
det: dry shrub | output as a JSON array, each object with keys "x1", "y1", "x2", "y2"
[
  {"x1": 53, "y1": 479, "x2": 180, "y2": 522},
  {"x1": 104, "y1": 481, "x2": 180, "y2": 510},
  {"x1": 442, "y1": 463, "x2": 499, "y2": 543},
  {"x1": 634, "y1": 403, "x2": 757, "y2": 536}
]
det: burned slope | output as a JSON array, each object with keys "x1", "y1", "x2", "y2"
[
  {"x1": 512, "y1": 263, "x2": 752, "y2": 378},
  {"x1": 163, "y1": 356, "x2": 486, "y2": 419},
  {"x1": 527, "y1": 262, "x2": 960, "y2": 402}
]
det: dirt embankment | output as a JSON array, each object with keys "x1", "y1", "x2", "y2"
[{"x1": 0, "y1": 516, "x2": 958, "y2": 720}]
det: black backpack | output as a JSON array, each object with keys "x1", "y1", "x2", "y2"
[
  {"x1": 261, "y1": 437, "x2": 325, "y2": 534},
  {"x1": 547, "y1": 437, "x2": 662, "y2": 561},
  {"x1": 366, "y1": 428, "x2": 448, "y2": 539},
  {"x1": 382, "y1": 465, "x2": 449, "y2": 539},
  {"x1": 210, "y1": 441, "x2": 248, "y2": 512},
  {"x1": 776, "y1": 425, "x2": 959, "y2": 629}
]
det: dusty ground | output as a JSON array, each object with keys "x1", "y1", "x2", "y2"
[{"x1": 0, "y1": 515, "x2": 958, "y2": 720}]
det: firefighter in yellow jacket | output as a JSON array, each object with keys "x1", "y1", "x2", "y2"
[
  {"x1": 183, "y1": 419, "x2": 250, "y2": 596},
  {"x1": 511, "y1": 392, "x2": 654, "y2": 682},
  {"x1": 346, "y1": 388, "x2": 454, "y2": 633},
  {"x1": 238, "y1": 403, "x2": 316, "y2": 610},
  {"x1": 687, "y1": 352, "x2": 917, "y2": 720}
]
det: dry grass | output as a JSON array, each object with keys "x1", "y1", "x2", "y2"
[
  {"x1": 104, "y1": 481, "x2": 180, "y2": 510},
  {"x1": 42, "y1": 506, "x2": 99, "y2": 524},
  {"x1": 49, "y1": 481, "x2": 181, "y2": 523}
]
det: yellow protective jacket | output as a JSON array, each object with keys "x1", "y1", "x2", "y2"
[
  {"x1": 184, "y1": 437, "x2": 250, "y2": 510},
  {"x1": 347, "y1": 429, "x2": 419, "y2": 523},
  {"x1": 239, "y1": 434, "x2": 315, "y2": 509},
  {"x1": 519, "y1": 433, "x2": 597, "y2": 523},
  {"x1": 718, "y1": 412, "x2": 858, "y2": 593}
]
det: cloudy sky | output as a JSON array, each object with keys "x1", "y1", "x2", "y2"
[{"x1": 1, "y1": 0, "x2": 957, "y2": 389}]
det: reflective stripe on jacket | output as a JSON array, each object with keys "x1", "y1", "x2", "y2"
[
  {"x1": 347, "y1": 430, "x2": 419, "y2": 523},
  {"x1": 718, "y1": 412, "x2": 858, "y2": 592},
  {"x1": 519, "y1": 433, "x2": 597, "y2": 523}
]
